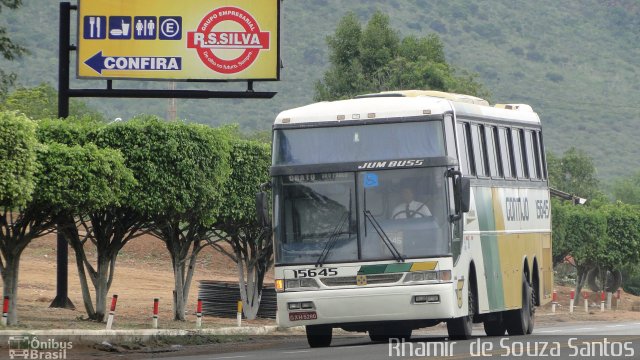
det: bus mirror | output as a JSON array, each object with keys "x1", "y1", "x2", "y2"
[
  {"x1": 256, "y1": 191, "x2": 271, "y2": 228},
  {"x1": 459, "y1": 177, "x2": 471, "y2": 213}
]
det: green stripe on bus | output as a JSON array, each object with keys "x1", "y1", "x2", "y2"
[
  {"x1": 384, "y1": 263, "x2": 413, "y2": 273},
  {"x1": 358, "y1": 264, "x2": 388, "y2": 275},
  {"x1": 476, "y1": 188, "x2": 505, "y2": 311}
]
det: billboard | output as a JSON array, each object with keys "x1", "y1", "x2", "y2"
[{"x1": 77, "y1": 0, "x2": 280, "y2": 81}]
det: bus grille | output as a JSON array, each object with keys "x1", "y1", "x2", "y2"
[{"x1": 320, "y1": 273, "x2": 403, "y2": 287}]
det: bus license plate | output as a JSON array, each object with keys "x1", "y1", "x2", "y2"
[{"x1": 289, "y1": 311, "x2": 317, "y2": 321}]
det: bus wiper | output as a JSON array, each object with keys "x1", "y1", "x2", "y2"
[
  {"x1": 363, "y1": 210, "x2": 405, "y2": 262},
  {"x1": 315, "y1": 212, "x2": 349, "y2": 267}
]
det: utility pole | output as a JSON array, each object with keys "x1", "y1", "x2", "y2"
[{"x1": 167, "y1": 82, "x2": 177, "y2": 121}]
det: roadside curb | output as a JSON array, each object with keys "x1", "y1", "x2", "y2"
[{"x1": 0, "y1": 326, "x2": 305, "y2": 345}]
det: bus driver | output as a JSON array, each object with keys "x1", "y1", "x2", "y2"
[{"x1": 392, "y1": 187, "x2": 432, "y2": 219}]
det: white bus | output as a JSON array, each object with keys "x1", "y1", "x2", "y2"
[{"x1": 260, "y1": 90, "x2": 552, "y2": 347}]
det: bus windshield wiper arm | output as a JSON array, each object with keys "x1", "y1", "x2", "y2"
[
  {"x1": 363, "y1": 210, "x2": 404, "y2": 262},
  {"x1": 315, "y1": 212, "x2": 349, "y2": 267}
]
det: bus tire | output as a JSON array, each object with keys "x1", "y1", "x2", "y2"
[
  {"x1": 447, "y1": 283, "x2": 475, "y2": 340},
  {"x1": 526, "y1": 284, "x2": 536, "y2": 334},
  {"x1": 505, "y1": 274, "x2": 533, "y2": 336},
  {"x1": 369, "y1": 325, "x2": 412, "y2": 342},
  {"x1": 306, "y1": 325, "x2": 332, "y2": 348},
  {"x1": 483, "y1": 314, "x2": 506, "y2": 336}
]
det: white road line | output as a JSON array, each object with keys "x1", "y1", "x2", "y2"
[
  {"x1": 576, "y1": 327, "x2": 595, "y2": 331},
  {"x1": 606, "y1": 324, "x2": 625, "y2": 327},
  {"x1": 537, "y1": 329, "x2": 561, "y2": 333},
  {"x1": 211, "y1": 356, "x2": 248, "y2": 360},
  {"x1": 282, "y1": 350, "x2": 311, "y2": 354}
]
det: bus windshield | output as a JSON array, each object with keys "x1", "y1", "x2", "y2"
[
  {"x1": 274, "y1": 168, "x2": 450, "y2": 265},
  {"x1": 273, "y1": 121, "x2": 445, "y2": 166}
]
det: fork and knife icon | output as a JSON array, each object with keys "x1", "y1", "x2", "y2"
[{"x1": 89, "y1": 16, "x2": 101, "y2": 38}]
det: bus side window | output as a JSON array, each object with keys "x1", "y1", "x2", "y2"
[
  {"x1": 519, "y1": 129, "x2": 530, "y2": 179},
  {"x1": 471, "y1": 124, "x2": 488, "y2": 177},
  {"x1": 511, "y1": 128, "x2": 525, "y2": 179},
  {"x1": 445, "y1": 115, "x2": 457, "y2": 159},
  {"x1": 498, "y1": 127, "x2": 513, "y2": 178},
  {"x1": 537, "y1": 131, "x2": 548, "y2": 179},
  {"x1": 526, "y1": 130, "x2": 541, "y2": 180},
  {"x1": 523, "y1": 130, "x2": 538, "y2": 179},
  {"x1": 485, "y1": 125, "x2": 501, "y2": 178},
  {"x1": 457, "y1": 122, "x2": 473, "y2": 176}
]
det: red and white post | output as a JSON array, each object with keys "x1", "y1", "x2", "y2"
[
  {"x1": 237, "y1": 300, "x2": 243, "y2": 327},
  {"x1": 1, "y1": 296, "x2": 9, "y2": 326},
  {"x1": 196, "y1": 299, "x2": 203, "y2": 329},
  {"x1": 152, "y1": 298, "x2": 159, "y2": 329},
  {"x1": 551, "y1": 289, "x2": 558, "y2": 313},
  {"x1": 600, "y1": 291, "x2": 605, "y2": 312},
  {"x1": 106, "y1": 294, "x2": 118, "y2": 330},
  {"x1": 569, "y1": 290, "x2": 575, "y2": 313},
  {"x1": 583, "y1": 291, "x2": 589, "y2": 313}
]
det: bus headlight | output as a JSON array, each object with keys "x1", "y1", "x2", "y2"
[
  {"x1": 404, "y1": 270, "x2": 452, "y2": 283},
  {"x1": 285, "y1": 279, "x2": 300, "y2": 289},
  {"x1": 284, "y1": 278, "x2": 319, "y2": 291},
  {"x1": 423, "y1": 271, "x2": 438, "y2": 281}
]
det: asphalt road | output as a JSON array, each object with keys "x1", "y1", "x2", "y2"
[{"x1": 160, "y1": 321, "x2": 640, "y2": 360}]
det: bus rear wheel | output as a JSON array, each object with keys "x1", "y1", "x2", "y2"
[
  {"x1": 483, "y1": 313, "x2": 506, "y2": 336},
  {"x1": 505, "y1": 274, "x2": 533, "y2": 335},
  {"x1": 306, "y1": 325, "x2": 332, "y2": 348}
]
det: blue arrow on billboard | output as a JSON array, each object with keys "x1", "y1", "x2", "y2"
[{"x1": 84, "y1": 51, "x2": 182, "y2": 74}]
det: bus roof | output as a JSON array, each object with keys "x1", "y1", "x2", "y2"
[{"x1": 275, "y1": 90, "x2": 541, "y2": 126}]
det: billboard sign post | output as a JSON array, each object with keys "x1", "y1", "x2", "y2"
[{"x1": 52, "y1": 1, "x2": 279, "y2": 309}]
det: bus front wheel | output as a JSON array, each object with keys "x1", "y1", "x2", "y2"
[
  {"x1": 306, "y1": 325, "x2": 332, "y2": 348},
  {"x1": 447, "y1": 284, "x2": 475, "y2": 340}
]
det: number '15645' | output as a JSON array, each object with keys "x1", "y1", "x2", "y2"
[{"x1": 293, "y1": 268, "x2": 338, "y2": 278}]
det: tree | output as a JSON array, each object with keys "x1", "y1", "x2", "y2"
[
  {"x1": 546, "y1": 148, "x2": 602, "y2": 200},
  {"x1": 550, "y1": 199, "x2": 570, "y2": 267},
  {"x1": 0, "y1": 110, "x2": 39, "y2": 325},
  {"x1": 40, "y1": 144, "x2": 136, "y2": 322},
  {"x1": 603, "y1": 204, "x2": 640, "y2": 267},
  {"x1": 92, "y1": 116, "x2": 231, "y2": 321},
  {"x1": 314, "y1": 11, "x2": 489, "y2": 101},
  {"x1": 0, "y1": 0, "x2": 26, "y2": 100},
  {"x1": 1, "y1": 83, "x2": 105, "y2": 121},
  {"x1": 612, "y1": 171, "x2": 640, "y2": 205},
  {"x1": 552, "y1": 200, "x2": 640, "y2": 295},
  {"x1": 36, "y1": 116, "x2": 102, "y2": 147},
  {"x1": 209, "y1": 139, "x2": 272, "y2": 319},
  {"x1": 561, "y1": 204, "x2": 608, "y2": 295},
  {"x1": 34, "y1": 118, "x2": 140, "y2": 322}
]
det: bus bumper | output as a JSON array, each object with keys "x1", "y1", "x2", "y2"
[{"x1": 276, "y1": 283, "x2": 455, "y2": 328}]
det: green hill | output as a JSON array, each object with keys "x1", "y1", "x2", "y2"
[{"x1": 1, "y1": 0, "x2": 638, "y2": 181}]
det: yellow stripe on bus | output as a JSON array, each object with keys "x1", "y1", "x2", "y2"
[{"x1": 410, "y1": 261, "x2": 438, "y2": 271}]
